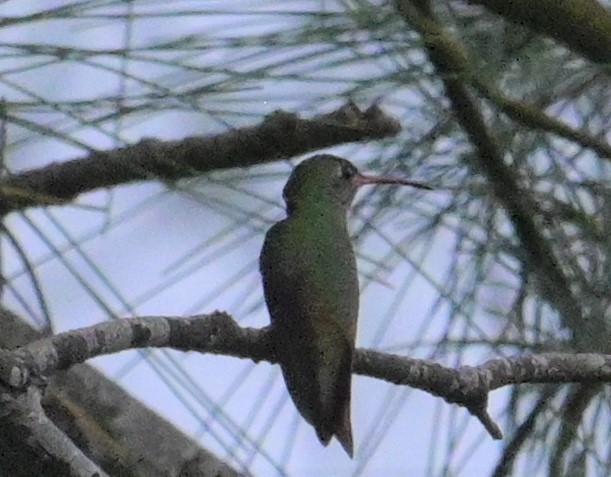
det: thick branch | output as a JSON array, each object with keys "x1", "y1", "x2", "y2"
[
  {"x1": 394, "y1": 1, "x2": 610, "y2": 159},
  {"x1": 0, "y1": 385, "x2": 108, "y2": 477},
  {"x1": 465, "y1": 0, "x2": 611, "y2": 65},
  {"x1": 0, "y1": 308, "x2": 241, "y2": 477},
  {"x1": 2, "y1": 313, "x2": 610, "y2": 440},
  {"x1": 0, "y1": 102, "x2": 401, "y2": 215}
]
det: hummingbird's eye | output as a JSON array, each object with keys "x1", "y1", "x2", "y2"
[{"x1": 340, "y1": 163, "x2": 356, "y2": 181}]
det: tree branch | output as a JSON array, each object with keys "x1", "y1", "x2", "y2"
[
  {"x1": 0, "y1": 308, "x2": 242, "y2": 477},
  {"x1": 471, "y1": 80, "x2": 611, "y2": 160},
  {"x1": 394, "y1": 0, "x2": 601, "y2": 349},
  {"x1": 2, "y1": 313, "x2": 610, "y2": 441},
  {"x1": 0, "y1": 102, "x2": 401, "y2": 215},
  {"x1": 0, "y1": 384, "x2": 109, "y2": 477},
  {"x1": 464, "y1": 0, "x2": 611, "y2": 65}
]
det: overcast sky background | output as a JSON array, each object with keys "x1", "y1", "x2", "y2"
[{"x1": 0, "y1": 1, "x2": 541, "y2": 475}]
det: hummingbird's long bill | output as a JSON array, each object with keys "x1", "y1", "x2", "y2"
[{"x1": 353, "y1": 173, "x2": 433, "y2": 190}]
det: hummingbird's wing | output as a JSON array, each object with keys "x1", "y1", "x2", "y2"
[
  {"x1": 260, "y1": 217, "x2": 358, "y2": 457},
  {"x1": 260, "y1": 218, "x2": 359, "y2": 337}
]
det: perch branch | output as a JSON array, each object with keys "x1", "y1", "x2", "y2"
[{"x1": 2, "y1": 313, "x2": 611, "y2": 440}]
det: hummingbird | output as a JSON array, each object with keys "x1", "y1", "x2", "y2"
[{"x1": 259, "y1": 154, "x2": 431, "y2": 457}]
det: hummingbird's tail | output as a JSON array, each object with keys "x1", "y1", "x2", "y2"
[
  {"x1": 335, "y1": 407, "x2": 354, "y2": 458},
  {"x1": 315, "y1": 412, "x2": 353, "y2": 458}
]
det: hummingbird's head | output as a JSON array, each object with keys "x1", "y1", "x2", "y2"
[
  {"x1": 283, "y1": 155, "x2": 360, "y2": 213},
  {"x1": 283, "y1": 154, "x2": 432, "y2": 214}
]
